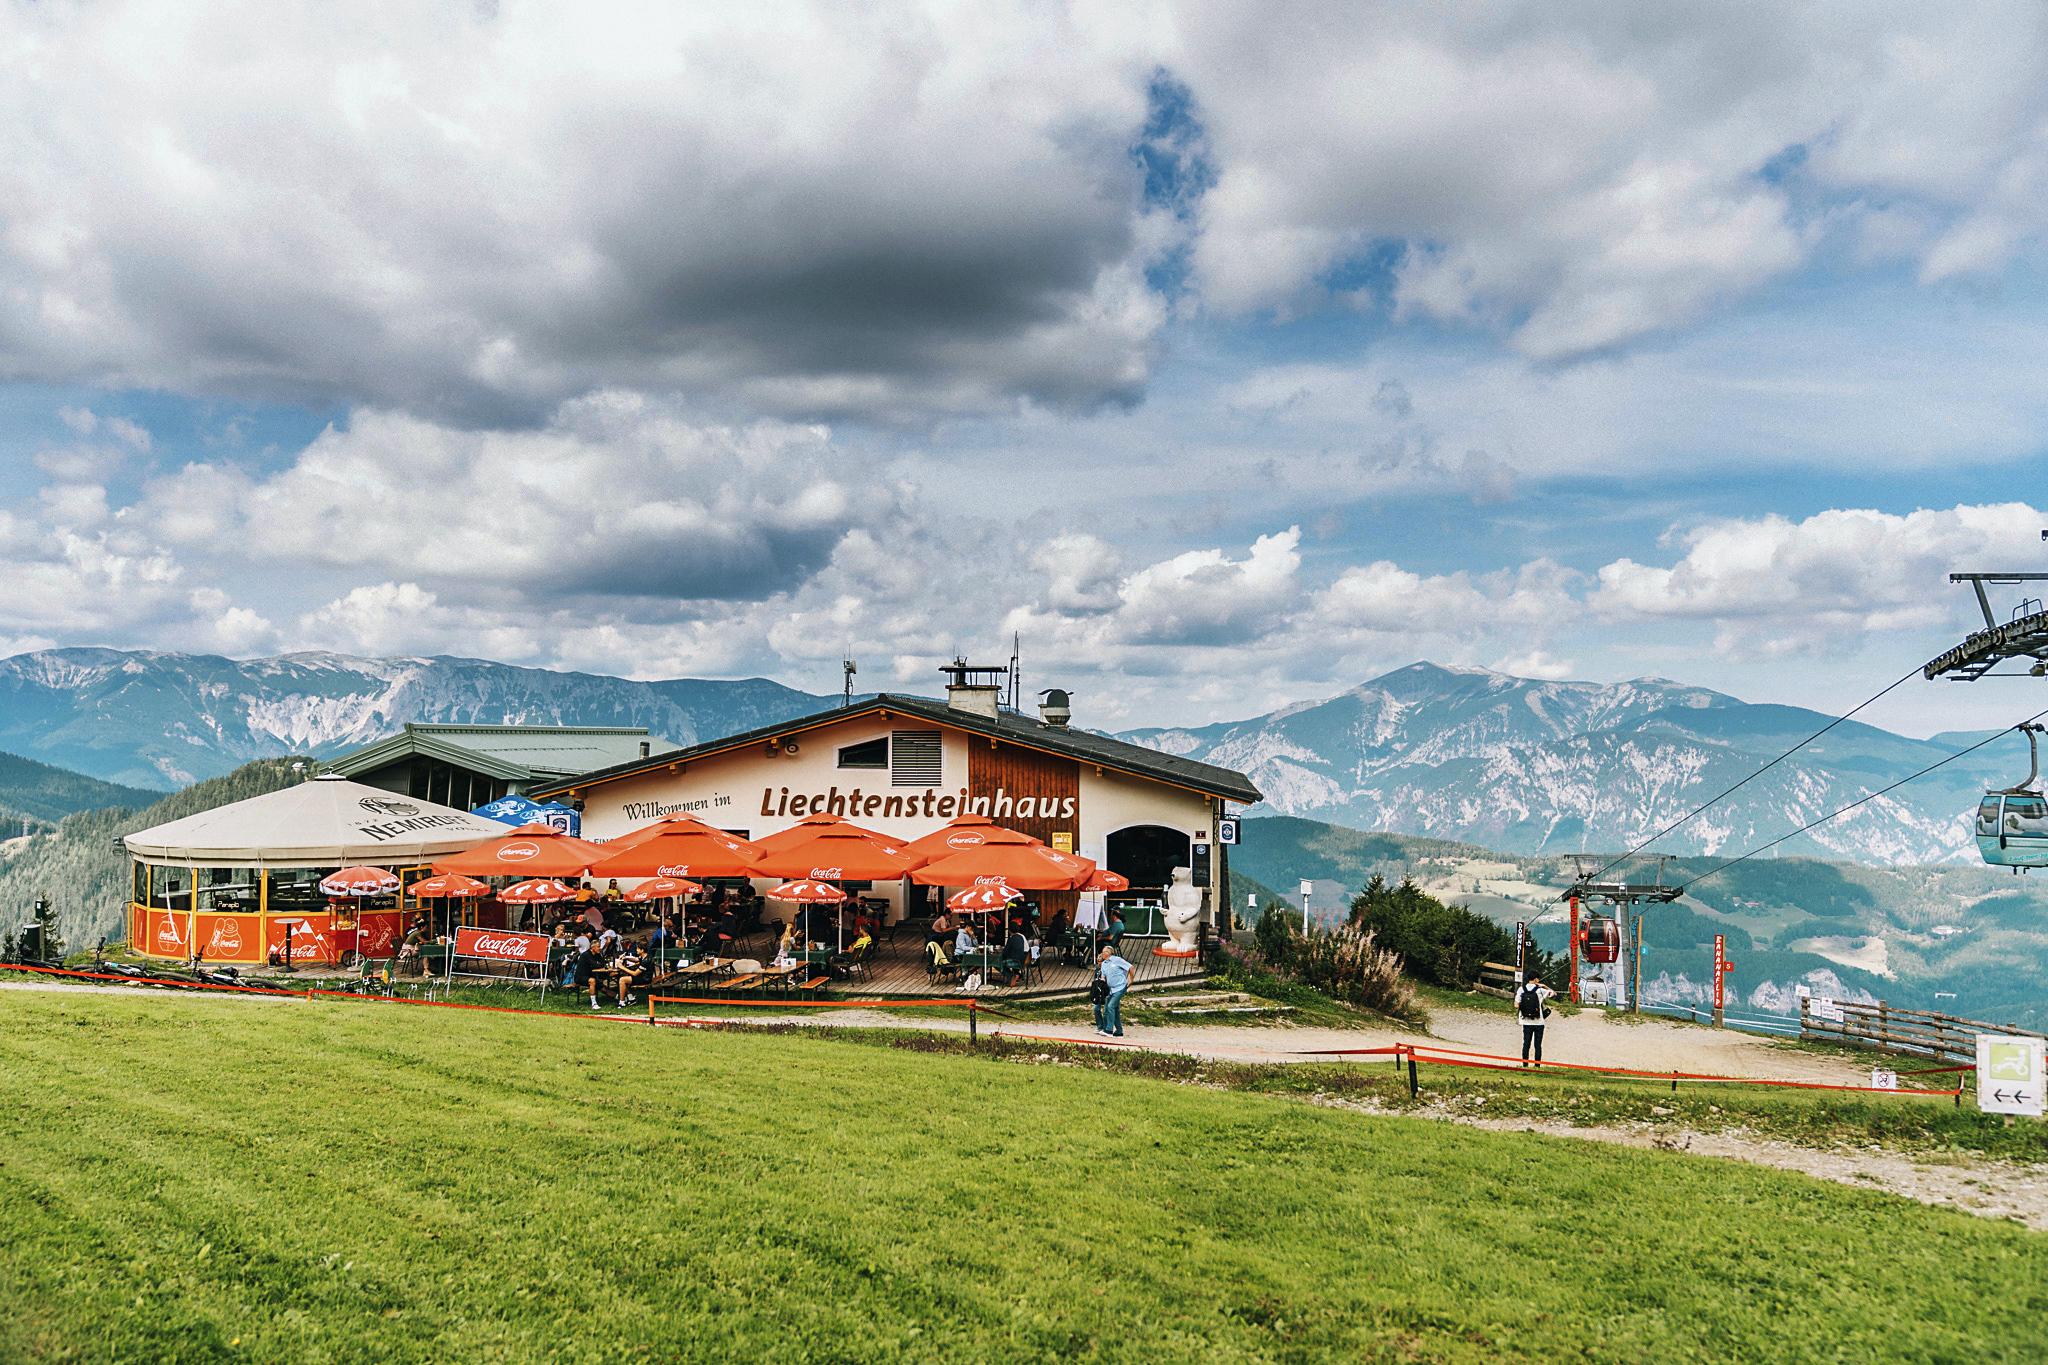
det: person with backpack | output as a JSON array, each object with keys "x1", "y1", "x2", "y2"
[{"x1": 1514, "y1": 975, "x2": 1555, "y2": 1066}]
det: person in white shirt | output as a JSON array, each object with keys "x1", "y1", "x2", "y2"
[{"x1": 1515, "y1": 977, "x2": 1555, "y2": 1066}]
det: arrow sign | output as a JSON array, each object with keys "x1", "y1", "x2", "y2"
[{"x1": 1978, "y1": 1036, "x2": 2047, "y2": 1117}]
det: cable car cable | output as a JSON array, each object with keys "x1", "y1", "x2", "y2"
[
  {"x1": 1578, "y1": 661, "x2": 1926, "y2": 885},
  {"x1": 1675, "y1": 704, "x2": 2048, "y2": 892}
]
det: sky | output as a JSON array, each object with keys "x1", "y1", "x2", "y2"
[{"x1": 3, "y1": 2, "x2": 2047, "y2": 736}]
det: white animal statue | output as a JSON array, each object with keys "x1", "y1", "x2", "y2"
[{"x1": 1158, "y1": 866, "x2": 1202, "y2": 957}]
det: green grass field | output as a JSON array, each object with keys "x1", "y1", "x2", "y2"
[{"x1": 3, "y1": 991, "x2": 2045, "y2": 1362}]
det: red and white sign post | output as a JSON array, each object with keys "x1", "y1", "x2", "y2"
[
  {"x1": 1712, "y1": 933, "x2": 1734, "y2": 1027},
  {"x1": 443, "y1": 926, "x2": 555, "y2": 1000}
]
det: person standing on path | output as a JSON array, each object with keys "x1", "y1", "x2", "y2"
[
  {"x1": 1096, "y1": 944, "x2": 1133, "y2": 1038},
  {"x1": 1515, "y1": 976, "x2": 1554, "y2": 1066}
]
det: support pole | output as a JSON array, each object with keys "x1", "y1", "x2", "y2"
[
  {"x1": 1567, "y1": 893, "x2": 1581, "y2": 1005},
  {"x1": 1406, "y1": 1048, "x2": 1419, "y2": 1099},
  {"x1": 969, "y1": 999, "x2": 978, "y2": 1044}
]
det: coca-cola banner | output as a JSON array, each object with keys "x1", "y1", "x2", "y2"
[
  {"x1": 356, "y1": 910, "x2": 404, "y2": 958},
  {"x1": 269, "y1": 914, "x2": 339, "y2": 966},
  {"x1": 195, "y1": 912, "x2": 263, "y2": 964},
  {"x1": 454, "y1": 926, "x2": 551, "y2": 963}
]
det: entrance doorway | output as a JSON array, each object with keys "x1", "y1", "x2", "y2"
[{"x1": 1105, "y1": 824, "x2": 1192, "y2": 892}]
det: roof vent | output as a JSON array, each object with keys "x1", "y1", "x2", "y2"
[
  {"x1": 1038, "y1": 688, "x2": 1071, "y2": 727},
  {"x1": 940, "y1": 656, "x2": 1006, "y2": 719},
  {"x1": 638, "y1": 741, "x2": 651, "y2": 758}
]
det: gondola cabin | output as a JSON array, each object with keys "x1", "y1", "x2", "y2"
[
  {"x1": 1581, "y1": 914, "x2": 1622, "y2": 964},
  {"x1": 1977, "y1": 791, "x2": 2048, "y2": 869}
]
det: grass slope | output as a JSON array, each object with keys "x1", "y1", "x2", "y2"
[{"x1": 2, "y1": 993, "x2": 2044, "y2": 1362}]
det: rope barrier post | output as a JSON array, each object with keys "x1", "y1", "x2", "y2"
[
  {"x1": 647, "y1": 993, "x2": 655, "y2": 1026},
  {"x1": 1406, "y1": 1046, "x2": 1419, "y2": 1099},
  {"x1": 969, "y1": 998, "x2": 977, "y2": 1044}
]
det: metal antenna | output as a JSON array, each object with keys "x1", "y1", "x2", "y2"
[{"x1": 842, "y1": 658, "x2": 857, "y2": 708}]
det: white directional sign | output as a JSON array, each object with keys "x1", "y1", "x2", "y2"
[
  {"x1": 1976, "y1": 1035, "x2": 2046, "y2": 1117},
  {"x1": 1813, "y1": 996, "x2": 1845, "y2": 1024}
]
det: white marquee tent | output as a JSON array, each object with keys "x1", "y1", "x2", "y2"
[{"x1": 124, "y1": 774, "x2": 508, "y2": 868}]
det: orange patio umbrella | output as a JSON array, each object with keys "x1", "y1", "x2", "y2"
[
  {"x1": 911, "y1": 838, "x2": 1094, "y2": 891},
  {"x1": 1079, "y1": 866, "x2": 1130, "y2": 893},
  {"x1": 947, "y1": 883, "x2": 1018, "y2": 912},
  {"x1": 499, "y1": 878, "x2": 581, "y2": 904},
  {"x1": 320, "y1": 865, "x2": 400, "y2": 897},
  {"x1": 586, "y1": 821, "x2": 763, "y2": 880},
  {"x1": 623, "y1": 876, "x2": 702, "y2": 903},
  {"x1": 896, "y1": 814, "x2": 1041, "y2": 869},
  {"x1": 409, "y1": 873, "x2": 491, "y2": 899},
  {"x1": 432, "y1": 823, "x2": 609, "y2": 879},
  {"x1": 749, "y1": 824, "x2": 919, "y2": 882},
  {"x1": 752, "y1": 813, "x2": 903, "y2": 859},
  {"x1": 598, "y1": 813, "x2": 732, "y2": 854},
  {"x1": 766, "y1": 880, "x2": 848, "y2": 903}
]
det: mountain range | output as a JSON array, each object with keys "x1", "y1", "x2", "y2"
[
  {"x1": 0, "y1": 648, "x2": 839, "y2": 789},
  {"x1": 1123, "y1": 662, "x2": 2021, "y2": 865},
  {"x1": 1, "y1": 648, "x2": 2025, "y2": 868}
]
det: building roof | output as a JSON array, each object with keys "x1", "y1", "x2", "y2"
[
  {"x1": 125, "y1": 773, "x2": 509, "y2": 867},
  {"x1": 528, "y1": 694, "x2": 1262, "y2": 805},
  {"x1": 326, "y1": 723, "x2": 674, "y2": 785}
]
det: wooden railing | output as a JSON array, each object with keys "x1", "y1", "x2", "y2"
[{"x1": 1798, "y1": 998, "x2": 2043, "y2": 1064}]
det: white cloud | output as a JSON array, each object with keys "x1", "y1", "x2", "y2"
[
  {"x1": 141, "y1": 393, "x2": 884, "y2": 607},
  {"x1": 0, "y1": 2, "x2": 1167, "y2": 423},
  {"x1": 1169, "y1": 6, "x2": 2048, "y2": 355},
  {"x1": 1593, "y1": 502, "x2": 2048, "y2": 652}
]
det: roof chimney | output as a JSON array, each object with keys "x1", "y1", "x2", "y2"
[
  {"x1": 940, "y1": 656, "x2": 1005, "y2": 719},
  {"x1": 638, "y1": 741, "x2": 651, "y2": 758},
  {"x1": 1037, "y1": 688, "x2": 1071, "y2": 727}
]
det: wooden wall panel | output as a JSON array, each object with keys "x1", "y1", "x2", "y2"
[{"x1": 968, "y1": 740, "x2": 1080, "y2": 919}]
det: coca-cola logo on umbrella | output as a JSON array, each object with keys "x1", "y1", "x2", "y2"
[
  {"x1": 496, "y1": 842, "x2": 540, "y2": 862},
  {"x1": 945, "y1": 832, "x2": 986, "y2": 849},
  {"x1": 808, "y1": 866, "x2": 842, "y2": 880},
  {"x1": 358, "y1": 797, "x2": 421, "y2": 818},
  {"x1": 656, "y1": 864, "x2": 692, "y2": 877}
]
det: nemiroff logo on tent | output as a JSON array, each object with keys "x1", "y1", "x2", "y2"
[
  {"x1": 456, "y1": 926, "x2": 550, "y2": 963},
  {"x1": 496, "y1": 842, "x2": 541, "y2": 862}
]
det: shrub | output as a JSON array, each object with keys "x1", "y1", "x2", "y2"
[
  {"x1": 1238, "y1": 904, "x2": 1417, "y2": 1018},
  {"x1": 1253, "y1": 899, "x2": 1297, "y2": 965},
  {"x1": 1348, "y1": 874, "x2": 1526, "y2": 989}
]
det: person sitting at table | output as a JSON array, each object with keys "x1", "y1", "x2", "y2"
[
  {"x1": 396, "y1": 924, "x2": 426, "y2": 974},
  {"x1": 928, "y1": 911, "x2": 952, "y2": 945},
  {"x1": 998, "y1": 925, "x2": 1030, "y2": 987},
  {"x1": 602, "y1": 878, "x2": 624, "y2": 904},
  {"x1": 774, "y1": 921, "x2": 798, "y2": 967},
  {"x1": 612, "y1": 942, "x2": 652, "y2": 1007},
  {"x1": 954, "y1": 921, "x2": 978, "y2": 959},
  {"x1": 1107, "y1": 908, "x2": 1126, "y2": 953}
]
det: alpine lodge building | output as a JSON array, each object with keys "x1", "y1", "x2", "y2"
[{"x1": 529, "y1": 664, "x2": 1262, "y2": 939}]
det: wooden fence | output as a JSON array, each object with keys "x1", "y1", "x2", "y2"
[{"x1": 1798, "y1": 998, "x2": 2043, "y2": 1064}]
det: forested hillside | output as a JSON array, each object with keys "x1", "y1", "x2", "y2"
[
  {"x1": 1231, "y1": 814, "x2": 2048, "y2": 1027},
  {"x1": 0, "y1": 759, "x2": 306, "y2": 952},
  {"x1": 0, "y1": 752, "x2": 160, "y2": 832}
]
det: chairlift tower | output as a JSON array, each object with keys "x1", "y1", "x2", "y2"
[
  {"x1": 1924, "y1": 530, "x2": 2048, "y2": 682},
  {"x1": 1560, "y1": 855, "x2": 1683, "y2": 1013},
  {"x1": 1924, "y1": 532, "x2": 2048, "y2": 871}
]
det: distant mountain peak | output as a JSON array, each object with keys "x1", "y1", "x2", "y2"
[
  {"x1": 0, "y1": 648, "x2": 840, "y2": 789},
  {"x1": 1119, "y1": 664, "x2": 1996, "y2": 866}
]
